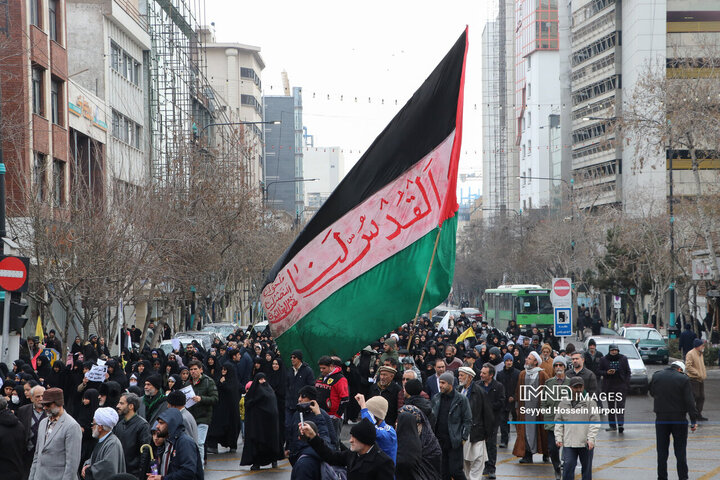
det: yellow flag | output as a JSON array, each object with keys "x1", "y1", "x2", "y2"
[
  {"x1": 456, "y1": 327, "x2": 475, "y2": 344},
  {"x1": 35, "y1": 315, "x2": 44, "y2": 339}
]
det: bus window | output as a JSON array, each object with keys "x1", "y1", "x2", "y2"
[
  {"x1": 516, "y1": 296, "x2": 538, "y2": 314},
  {"x1": 538, "y1": 296, "x2": 553, "y2": 314}
]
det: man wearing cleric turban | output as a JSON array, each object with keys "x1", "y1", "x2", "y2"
[{"x1": 80, "y1": 407, "x2": 127, "y2": 479}]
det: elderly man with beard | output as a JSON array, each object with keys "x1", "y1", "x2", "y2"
[
  {"x1": 542, "y1": 356, "x2": 572, "y2": 480},
  {"x1": 512, "y1": 351, "x2": 549, "y2": 464},
  {"x1": 29, "y1": 388, "x2": 82, "y2": 480},
  {"x1": 81, "y1": 407, "x2": 126, "y2": 479},
  {"x1": 369, "y1": 365, "x2": 402, "y2": 427},
  {"x1": 457, "y1": 366, "x2": 493, "y2": 479},
  {"x1": 17, "y1": 385, "x2": 46, "y2": 476}
]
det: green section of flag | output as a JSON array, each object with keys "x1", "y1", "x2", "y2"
[{"x1": 277, "y1": 215, "x2": 457, "y2": 369}]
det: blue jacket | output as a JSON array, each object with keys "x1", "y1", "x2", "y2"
[
  {"x1": 360, "y1": 408, "x2": 397, "y2": 463},
  {"x1": 158, "y1": 409, "x2": 203, "y2": 480}
]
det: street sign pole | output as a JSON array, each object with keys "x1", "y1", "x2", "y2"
[
  {"x1": 1, "y1": 291, "x2": 8, "y2": 361},
  {"x1": 0, "y1": 162, "x2": 8, "y2": 363}
]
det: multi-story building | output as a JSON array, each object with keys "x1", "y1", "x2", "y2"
[
  {"x1": 481, "y1": 0, "x2": 519, "y2": 221},
  {"x1": 1, "y1": 0, "x2": 70, "y2": 214},
  {"x1": 201, "y1": 27, "x2": 266, "y2": 189},
  {"x1": 66, "y1": 0, "x2": 151, "y2": 192},
  {"x1": 302, "y1": 144, "x2": 344, "y2": 218},
  {"x1": 515, "y1": 0, "x2": 560, "y2": 211},
  {"x1": 264, "y1": 87, "x2": 305, "y2": 219}
]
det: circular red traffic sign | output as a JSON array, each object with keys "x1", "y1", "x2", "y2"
[
  {"x1": 553, "y1": 279, "x2": 571, "y2": 297},
  {"x1": 0, "y1": 256, "x2": 27, "y2": 291}
]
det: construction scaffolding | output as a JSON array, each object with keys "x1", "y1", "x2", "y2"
[
  {"x1": 146, "y1": 0, "x2": 211, "y2": 188},
  {"x1": 481, "y1": 0, "x2": 518, "y2": 219}
]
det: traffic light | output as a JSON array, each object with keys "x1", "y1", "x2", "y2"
[{"x1": 0, "y1": 292, "x2": 29, "y2": 334}]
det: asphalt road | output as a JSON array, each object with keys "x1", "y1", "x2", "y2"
[{"x1": 205, "y1": 363, "x2": 720, "y2": 480}]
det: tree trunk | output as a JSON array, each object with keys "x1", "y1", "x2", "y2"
[{"x1": 688, "y1": 139, "x2": 720, "y2": 280}]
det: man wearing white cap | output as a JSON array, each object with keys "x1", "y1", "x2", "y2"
[
  {"x1": 458, "y1": 366, "x2": 493, "y2": 479},
  {"x1": 81, "y1": 407, "x2": 126, "y2": 479},
  {"x1": 512, "y1": 350, "x2": 549, "y2": 464}
]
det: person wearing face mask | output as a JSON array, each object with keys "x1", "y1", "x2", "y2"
[
  {"x1": 542, "y1": 356, "x2": 571, "y2": 480},
  {"x1": 80, "y1": 407, "x2": 126, "y2": 479},
  {"x1": 28, "y1": 387, "x2": 82, "y2": 480}
]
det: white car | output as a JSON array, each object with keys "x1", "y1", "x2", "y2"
[{"x1": 584, "y1": 336, "x2": 649, "y2": 395}]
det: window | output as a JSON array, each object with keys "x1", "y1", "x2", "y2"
[
  {"x1": 110, "y1": 43, "x2": 141, "y2": 86},
  {"x1": 34, "y1": 153, "x2": 46, "y2": 202},
  {"x1": 521, "y1": 171, "x2": 526, "y2": 184},
  {"x1": 528, "y1": 140, "x2": 532, "y2": 153},
  {"x1": 527, "y1": 56, "x2": 531, "y2": 70},
  {"x1": 112, "y1": 109, "x2": 142, "y2": 149},
  {"x1": 111, "y1": 42, "x2": 121, "y2": 71},
  {"x1": 30, "y1": 0, "x2": 40, "y2": 27},
  {"x1": 53, "y1": 159, "x2": 65, "y2": 206},
  {"x1": 528, "y1": 83, "x2": 531, "y2": 98},
  {"x1": 51, "y1": 78, "x2": 62, "y2": 125},
  {"x1": 49, "y1": 0, "x2": 58, "y2": 42},
  {"x1": 527, "y1": 112, "x2": 532, "y2": 127},
  {"x1": 32, "y1": 67, "x2": 44, "y2": 116}
]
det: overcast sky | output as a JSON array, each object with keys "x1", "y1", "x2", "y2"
[{"x1": 206, "y1": 0, "x2": 488, "y2": 198}]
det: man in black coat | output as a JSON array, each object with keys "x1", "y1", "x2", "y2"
[
  {"x1": 114, "y1": 392, "x2": 151, "y2": 479},
  {"x1": 496, "y1": 353, "x2": 520, "y2": 448},
  {"x1": 16, "y1": 385, "x2": 46, "y2": 477},
  {"x1": 678, "y1": 324, "x2": 697, "y2": 359},
  {"x1": 285, "y1": 350, "x2": 316, "y2": 434},
  {"x1": 478, "y1": 363, "x2": 506, "y2": 478},
  {"x1": 458, "y1": 366, "x2": 494, "y2": 479},
  {"x1": 369, "y1": 366, "x2": 402, "y2": 427},
  {"x1": 300, "y1": 417, "x2": 394, "y2": 480},
  {"x1": 0, "y1": 397, "x2": 26, "y2": 480},
  {"x1": 650, "y1": 361, "x2": 698, "y2": 480}
]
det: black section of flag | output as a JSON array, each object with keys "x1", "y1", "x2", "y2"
[{"x1": 265, "y1": 30, "x2": 467, "y2": 286}]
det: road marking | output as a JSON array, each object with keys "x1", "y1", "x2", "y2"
[
  {"x1": 589, "y1": 445, "x2": 655, "y2": 476},
  {"x1": 698, "y1": 465, "x2": 720, "y2": 480}
]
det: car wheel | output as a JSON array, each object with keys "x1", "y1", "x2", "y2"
[{"x1": 662, "y1": 357, "x2": 668, "y2": 365}]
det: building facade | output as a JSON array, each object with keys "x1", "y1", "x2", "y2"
[
  {"x1": 1, "y1": 0, "x2": 70, "y2": 214},
  {"x1": 302, "y1": 145, "x2": 344, "y2": 218},
  {"x1": 66, "y1": 0, "x2": 150, "y2": 193},
  {"x1": 201, "y1": 28, "x2": 266, "y2": 189},
  {"x1": 264, "y1": 87, "x2": 305, "y2": 219},
  {"x1": 515, "y1": 0, "x2": 560, "y2": 211},
  {"x1": 481, "y1": 0, "x2": 519, "y2": 220}
]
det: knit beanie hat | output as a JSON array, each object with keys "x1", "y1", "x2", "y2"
[
  {"x1": 350, "y1": 418, "x2": 376, "y2": 445},
  {"x1": 365, "y1": 395, "x2": 389, "y2": 421},
  {"x1": 503, "y1": 353, "x2": 513, "y2": 362},
  {"x1": 146, "y1": 374, "x2": 163, "y2": 391},
  {"x1": 404, "y1": 378, "x2": 423, "y2": 396},
  {"x1": 438, "y1": 372, "x2": 455, "y2": 384}
]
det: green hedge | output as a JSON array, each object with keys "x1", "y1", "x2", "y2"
[{"x1": 667, "y1": 338, "x2": 718, "y2": 366}]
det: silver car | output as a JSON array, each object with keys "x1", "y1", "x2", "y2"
[{"x1": 584, "y1": 336, "x2": 649, "y2": 395}]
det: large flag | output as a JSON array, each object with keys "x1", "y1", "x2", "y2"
[
  {"x1": 456, "y1": 327, "x2": 475, "y2": 344},
  {"x1": 262, "y1": 29, "x2": 468, "y2": 368}
]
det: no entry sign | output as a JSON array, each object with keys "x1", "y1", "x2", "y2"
[
  {"x1": 550, "y1": 277, "x2": 572, "y2": 308},
  {"x1": 0, "y1": 256, "x2": 29, "y2": 292}
]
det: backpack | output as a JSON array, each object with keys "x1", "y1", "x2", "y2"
[{"x1": 321, "y1": 462, "x2": 347, "y2": 480}]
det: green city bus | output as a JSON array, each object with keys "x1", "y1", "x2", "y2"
[{"x1": 483, "y1": 285, "x2": 553, "y2": 330}]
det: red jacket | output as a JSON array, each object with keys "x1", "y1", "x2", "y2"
[{"x1": 315, "y1": 367, "x2": 349, "y2": 418}]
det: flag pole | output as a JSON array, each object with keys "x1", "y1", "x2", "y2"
[{"x1": 407, "y1": 226, "x2": 443, "y2": 349}]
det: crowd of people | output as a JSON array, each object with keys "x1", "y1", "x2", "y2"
[{"x1": 0, "y1": 311, "x2": 705, "y2": 480}]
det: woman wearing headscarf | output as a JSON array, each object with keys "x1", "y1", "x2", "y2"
[
  {"x1": 207, "y1": 361, "x2": 241, "y2": 454},
  {"x1": 398, "y1": 404, "x2": 442, "y2": 478},
  {"x1": 204, "y1": 355, "x2": 220, "y2": 380},
  {"x1": 265, "y1": 354, "x2": 287, "y2": 450},
  {"x1": 77, "y1": 388, "x2": 100, "y2": 471},
  {"x1": 251, "y1": 356, "x2": 265, "y2": 379},
  {"x1": 240, "y1": 373, "x2": 282, "y2": 470},
  {"x1": 163, "y1": 360, "x2": 180, "y2": 390},
  {"x1": 34, "y1": 355, "x2": 52, "y2": 385}
]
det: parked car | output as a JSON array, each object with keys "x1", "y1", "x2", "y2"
[
  {"x1": 173, "y1": 331, "x2": 217, "y2": 350},
  {"x1": 201, "y1": 322, "x2": 239, "y2": 340},
  {"x1": 584, "y1": 336, "x2": 649, "y2": 394},
  {"x1": 461, "y1": 307, "x2": 483, "y2": 321},
  {"x1": 618, "y1": 326, "x2": 669, "y2": 364}
]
